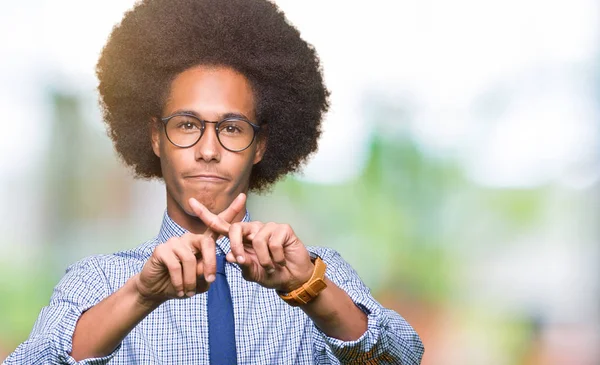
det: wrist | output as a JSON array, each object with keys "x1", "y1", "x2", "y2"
[
  {"x1": 277, "y1": 257, "x2": 328, "y2": 307},
  {"x1": 279, "y1": 261, "x2": 315, "y2": 293},
  {"x1": 131, "y1": 274, "x2": 165, "y2": 311}
]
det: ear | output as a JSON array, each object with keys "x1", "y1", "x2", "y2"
[
  {"x1": 151, "y1": 118, "x2": 161, "y2": 158},
  {"x1": 253, "y1": 132, "x2": 267, "y2": 165}
]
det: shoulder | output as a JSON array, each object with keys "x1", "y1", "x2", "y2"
[
  {"x1": 63, "y1": 238, "x2": 159, "y2": 288},
  {"x1": 70, "y1": 238, "x2": 156, "y2": 268}
]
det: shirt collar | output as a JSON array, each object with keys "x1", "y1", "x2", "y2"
[{"x1": 157, "y1": 210, "x2": 251, "y2": 255}]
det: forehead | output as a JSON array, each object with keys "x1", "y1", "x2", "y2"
[{"x1": 164, "y1": 65, "x2": 256, "y2": 120}]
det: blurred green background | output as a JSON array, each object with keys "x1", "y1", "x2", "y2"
[{"x1": 1, "y1": 1, "x2": 598, "y2": 364}]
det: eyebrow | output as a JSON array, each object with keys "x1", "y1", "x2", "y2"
[{"x1": 168, "y1": 109, "x2": 251, "y2": 121}]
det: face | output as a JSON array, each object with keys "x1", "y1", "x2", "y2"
[{"x1": 151, "y1": 65, "x2": 266, "y2": 232}]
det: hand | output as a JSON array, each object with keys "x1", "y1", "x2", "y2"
[
  {"x1": 189, "y1": 199, "x2": 314, "y2": 293},
  {"x1": 135, "y1": 193, "x2": 246, "y2": 305}
]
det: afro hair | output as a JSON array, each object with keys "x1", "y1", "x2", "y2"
[{"x1": 96, "y1": 0, "x2": 329, "y2": 192}]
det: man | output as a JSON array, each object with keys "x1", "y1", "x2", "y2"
[{"x1": 5, "y1": 0, "x2": 424, "y2": 364}]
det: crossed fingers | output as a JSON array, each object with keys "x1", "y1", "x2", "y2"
[
  {"x1": 162, "y1": 193, "x2": 246, "y2": 297},
  {"x1": 194, "y1": 193, "x2": 246, "y2": 239},
  {"x1": 190, "y1": 198, "x2": 303, "y2": 288}
]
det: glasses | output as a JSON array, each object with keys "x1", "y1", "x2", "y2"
[{"x1": 160, "y1": 113, "x2": 261, "y2": 152}]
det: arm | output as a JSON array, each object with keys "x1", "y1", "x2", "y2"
[
  {"x1": 301, "y1": 276, "x2": 368, "y2": 341},
  {"x1": 310, "y1": 248, "x2": 424, "y2": 365},
  {"x1": 69, "y1": 274, "x2": 160, "y2": 360},
  {"x1": 3, "y1": 257, "x2": 118, "y2": 365},
  {"x1": 68, "y1": 232, "x2": 214, "y2": 361}
]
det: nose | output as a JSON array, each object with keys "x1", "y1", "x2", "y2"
[{"x1": 194, "y1": 124, "x2": 221, "y2": 162}]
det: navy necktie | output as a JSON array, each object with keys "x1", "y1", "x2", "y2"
[{"x1": 207, "y1": 254, "x2": 237, "y2": 365}]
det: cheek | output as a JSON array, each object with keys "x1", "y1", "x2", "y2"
[
  {"x1": 160, "y1": 139, "x2": 186, "y2": 169},
  {"x1": 160, "y1": 148, "x2": 184, "y2": 189},
  {"x1": 159, "y1": 147, "x2": 173, "y2": 175},
  {"x1": 218, "y1": 153, "x2": 255, "y2": 192},
  {"x1": 237, "y1": 153, "x2": 258, "y2": 185},
  {"x1": 238, "y1": 150, "x2": 257, "y2": 173}
]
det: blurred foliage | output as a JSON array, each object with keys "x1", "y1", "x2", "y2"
[{"x1": 0, "y1": 253, "x2": 57, "y2": 351}]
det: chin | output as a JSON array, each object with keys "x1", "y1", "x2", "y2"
[
  {"x1": 191, "y1": 193, "x2": 216, "y2": 211},
  {"x1": 189, "y1": 186, "x2": 229, "y2": 214}
]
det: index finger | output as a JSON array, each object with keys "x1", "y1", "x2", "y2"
[
  {"x1": 189, "y1": 198, "x2": 230, "y2": 235},
  {"x1": 219, "y1": 193, "x2": 246, "y2": 222}
]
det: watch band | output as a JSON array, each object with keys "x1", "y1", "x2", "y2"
[{"x1": 277, "y1": 257, "x2": 328, "y2": 306}]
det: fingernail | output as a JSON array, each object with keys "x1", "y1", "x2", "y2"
[
  {"x1": 206, "y1": 274, "x2": 215, "y2": 282},
  {"x1": 187, "y1": 291, "x2": 196, "y2": 297},
  {"x1": 237, "y1": 255, "x2": 245, "y2": 263},
  {"x1": 177, "y1": 291, "x2": 184, "y2": 298}
]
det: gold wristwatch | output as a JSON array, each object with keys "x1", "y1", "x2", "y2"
[{"x1": 277, "y1": 257, "x2": 328, "y2": 306}]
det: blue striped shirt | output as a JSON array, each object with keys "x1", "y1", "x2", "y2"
[{"x1": 4, "y1": 212, "x2": 424, "y2": 364}]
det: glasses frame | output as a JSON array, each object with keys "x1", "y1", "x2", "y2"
[{"x1": 160, "y1": 112, "x2": 262, "y2": 152}]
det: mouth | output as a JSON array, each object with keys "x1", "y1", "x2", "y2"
[{"x1": 185, "y1": 174, "x2": 229, "y2": 183}]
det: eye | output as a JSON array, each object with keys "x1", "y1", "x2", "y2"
[
  {"x1": 219, "y1": 120, "x2": 248, "y2": 136},
  {"x1": 180, "y1": 122, "x2": 197, "y2": 130},
  {"x1": 171, "y1": 116, "x2": 202, "y2": 132},
  {"x1": 224, "y1": 125, "x2": 242, "y2": 134}
]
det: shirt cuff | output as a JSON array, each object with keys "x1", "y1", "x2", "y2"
[
  {"x1": 318, "y1": 301, "x2": 389, "y2": 363},
  {"x1": 54, "y1": 304, "x2": 122, "y2": 365}
]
